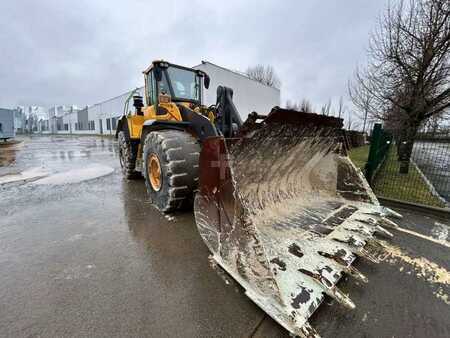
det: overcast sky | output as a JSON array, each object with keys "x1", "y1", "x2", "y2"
[{"x1": 0, "y1": 0, "x2": 387, "y2": 119}]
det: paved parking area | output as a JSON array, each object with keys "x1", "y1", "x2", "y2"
[{"x1": 0, "y1": 136, "x2": 449, "y2": 337}]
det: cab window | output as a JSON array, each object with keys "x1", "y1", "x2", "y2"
[
  {"x1": 146, "y1": 71, "x2": 157, "y2": 106},
  {"x1": 158, "y1": 71, "x2": 171, "y2": 96},
  {"x1": 166, "y1": 67, "x2": 200, "y2": 101}
]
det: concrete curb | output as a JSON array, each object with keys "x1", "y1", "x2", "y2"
[{"x1": 378, "y1": 196, "x2": 450, "y2": 219}]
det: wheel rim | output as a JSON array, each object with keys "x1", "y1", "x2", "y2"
[{"x1": 148, "y1": 154, "x2": 162, "y2": 191}]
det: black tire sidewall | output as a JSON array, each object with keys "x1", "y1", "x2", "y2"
[
  {"x1": 143, "y1": 133, "x2": 171, "y2": 210},
  {"x1": 118, "y1": 130, "x2": 139, "y2": 179},
  {"x1": 118, "y1": 131, "x2": 127, "y2": 174}
]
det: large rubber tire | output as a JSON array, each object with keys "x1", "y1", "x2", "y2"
[
  {"x1": 118, "y1": 131, "x2": 140, "y2": 179},
  {"x1": 143, "y1": 130, "x2": 200, "y2": 212}
]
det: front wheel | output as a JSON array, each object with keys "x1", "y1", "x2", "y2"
[
  {"x1": 143, "y1": 130, "x2": 200, "y2": 212},
  {"x1": 118, "y1": 131, "x2": 140, "y2": 179}
]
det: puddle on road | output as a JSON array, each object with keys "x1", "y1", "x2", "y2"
[
  {"x1": 0, "y1": 164, "x2": 114, "y2": 186},
  {"x1": 32, "y1": 164, "x2": 114, "y2": 185},
  {"x1": 381, "y1": 241, "x2": 450, "y2": 305},
  {"x1": 0, "y1": 141, "x2": 24, "y2": 168},
  {"x1": 0, "y1": 167, "x2": 49, "y2": 185}
]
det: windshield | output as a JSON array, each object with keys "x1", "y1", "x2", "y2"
[{"x1": 166, "y1": 67, "x2": 200, "y2": 101}]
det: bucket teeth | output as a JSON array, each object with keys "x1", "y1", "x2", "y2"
[
  {"x1": 362, "y1": 206, "x2": 402, "y2": 220},
  {"x1": 366, "y1": 237, "x2": 384, "y2": 251},
  {"x1": 349, "y1": 215, "x2": 395, "y2": 237},
  {"x1": 354, "y1": 216, "x2": 376, "y2": 226},
  {"x1": 375, "y1": 225, "x2": 394, "y2": 238},
  {"x1": 359, "y1": 238, "x2": 389, "y2": 263},
  {"x1": 325, "y1": 285, "x2": 356, "y2": 310},
  {"x1": 343, "y1": 265, "x2": 368, "y2": 283},
  {"x1": 358, "y1": 248, "x2": 381, "y2": 263},
  {"x1": 381, "y1": 207, "x2": 403, "y2": 219},
  {"x1": 343, "y1": 223, "x2": 372, "y2": 237},
  {"x1": 298, "y1": 269, "x2": 356, "y2": 310},
  {"x1": 298, "y1": 321, "x2": 321, "y2": 338},
  {"x1": 379, "y1": 217, "x2": 400, "y2": 229},
  {"x1": 317, "y1": 251, "x2": 368, "y2": 283}
]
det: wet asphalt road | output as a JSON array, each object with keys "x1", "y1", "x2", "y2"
[{"x1": 0, "y1": 136, "x2": 449, "y2": 338}]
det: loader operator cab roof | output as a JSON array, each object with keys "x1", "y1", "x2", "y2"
[{"x1": 143, "y1": 60, "x2": 210, "y2": 105}]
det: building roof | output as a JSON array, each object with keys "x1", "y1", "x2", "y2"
[{"x1": 192, "y1": 60, "x2": 280, "y2": 91}]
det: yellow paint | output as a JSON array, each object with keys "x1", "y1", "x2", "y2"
[
  {"x1": 127, "y1": 115, "x2": 145, "y2": 139},
  {"x1": 208, "y1": 110, "x2": 215, "y2": 124},
  {"x1": 381, "y1": 241, "x2": 450, "y2": 285},
  {"x1": 127, "y1": 103, "x2": 183, "y2": 139},
  {"x1": 380, "y1": 240, "x2": 450, "y2": 305},
  {"x1": 143, "y1": 102, "x2": 182, "y2": 122},
  {"x1": 148, "y1": 153, "x2": 162, "y2": 191}
]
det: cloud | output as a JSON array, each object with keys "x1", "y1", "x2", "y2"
[{"x1": 0, "y1": 0, "x2": 386, "y2": 114}]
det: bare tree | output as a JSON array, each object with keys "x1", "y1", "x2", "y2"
[
  {"x1": 285, "y1": 100, "x2": 298, "y2": 110},
  {"x1": 300, "y1": 99, "x2": 313, "y2": 113},
  {"x1": 346, "y1": 115, "x2": 353, "y2": 130},
  {"x1": 337, "y1": 96, "x2": 345, "y2": 119},
  {"x1": 246, "y1": 64, "x2": 281, "y2": 88},
  {"x1": 320, "y1": 99, "x2": 332, "y2": 116},
  {"x1": 286, "y1": 99, "x2": 313, "y2": 113},
  {"x1": 348, "y1": 79, "x2": 372, "y2": 133},
  {"x1": 421, "y1": 110, "x2": 449, "y2": 135},
  {"x1": 349, "y1": 0, "x2": 450, "y2": 172}
]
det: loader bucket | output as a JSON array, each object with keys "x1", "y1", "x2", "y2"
[{"x1": 194, "y1": 107, "x2": 400, "y2": 337}]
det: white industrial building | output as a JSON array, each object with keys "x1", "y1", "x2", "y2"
[
  {"x1": 0, "y1": 108, "x2": 16, "y2": 140},
  {"x1": 194, "y1": 61, "x2": 280, "y2": 120},
  {"x1": 87, "y1": 88, "x2": 144, "y2": 136},
  {"x1": 32, "y1": 61, "x2": 280, "y2": 136}
]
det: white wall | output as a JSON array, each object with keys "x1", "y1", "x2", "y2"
[
  {"x1": 87, "y1": 87, "x2": 144, "y2": 135},
  {"x1": 62, "y1": 111, "x2": 78, "y2": 133},
  {"x1": 193, "y1": 61, "x2": 280, "y2": 120},
  {"x1": 0, "y1": 108, "x2": 16, "y2": 139}
]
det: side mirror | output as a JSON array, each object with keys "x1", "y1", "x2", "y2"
[
  {"x1": 154, "y1": 67, "x2": 162, "y2": 82},
  {"x1": 204, "y1": 74, "x2": 210, "y2": 89},
  {"x1": 133, "y1": 95, "x2": 144, "y2": 115}
]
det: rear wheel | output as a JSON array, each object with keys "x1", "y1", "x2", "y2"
[
  {"x1": 143, "y1": 130, "x2": 200, "y2": 212},
  {"x1": 118, "y1": 131, "x2": 140, "y2": 179}
]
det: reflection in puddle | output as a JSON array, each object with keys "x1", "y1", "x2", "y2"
[
  {"x1": 0, "y1": 142, "x2": 23, "y2": 167},
  {"x1": 0, "y1": 167, "x2": 48, "y2": 185},
  {"x1": 33, "y1": 164, "x2": 114, "y2": 185}
]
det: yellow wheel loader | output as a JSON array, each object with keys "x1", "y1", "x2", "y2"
[{"x1": 116, "y1": 60, "x2": 401, "y2": 337}]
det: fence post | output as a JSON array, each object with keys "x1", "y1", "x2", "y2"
[{"x1": 365, "y1": 123, "x2": 382, "y2": 184}]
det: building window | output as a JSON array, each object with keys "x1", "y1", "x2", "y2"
[
  {"x1": 88, "y1": 120, "x2": 95, "y2": 130},
  {"x1": 106, "y1": 118, "x2": 111, "y2": 131},
  {"x1": 111, "y1": 117, "x2": 117, "y2": 130},
  {"x1": 64, "y1": 124, "x2": 69, "y2": 131}
]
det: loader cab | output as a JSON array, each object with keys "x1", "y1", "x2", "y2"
[
  {"x1": 120, "y1": 60, "x2": 212, "y2": 142},
  {"x1": 143, "y1": 61, "x2": 210, "y2": 107}
]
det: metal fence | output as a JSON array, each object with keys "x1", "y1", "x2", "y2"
[
  {"x1": 367, "y1": 126, "x2": 450, "y2": 208},
  {"x1": 365, "y1": 124, "x2": 392, "y2": 184}
]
